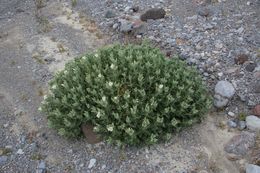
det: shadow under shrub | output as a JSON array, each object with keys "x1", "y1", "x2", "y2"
[{"x1": 40, "y1": 43, "x2": 212, "y2": 146}]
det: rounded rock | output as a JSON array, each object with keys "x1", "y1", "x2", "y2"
[
  {"x1": 215, "y1": 81, "x2": 235, "y2": 98},
  {"x1": 246, "y1": 115, "x2": 260, "y2": 131}
]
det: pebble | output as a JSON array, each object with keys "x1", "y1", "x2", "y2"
[
  {"x1": 105, "y1": 10, "x2": 116, "y2": 18},
  {"x1": 0, "y1": 156, "x2": 8, "y2": 165},
  {"x1": 246, "y1": 115, "x2": 260, "y2": 131},
  {"x1": 17, "y1": 149, "x2": 24, "y2": 155},
  {"x1": 214, "y1": 94, "x2": 229, "y2": 108},
  {"x1": 36, "y1": 161, "x2": 46, "y2": 173},
  {"x1": 228, "y1": 112, "x2": 235, "y2": 117},
  {"x1": 88, "y1": 158, "x2": 96, "y2": 169},
  {"x1": 252, "y1": 104, "x2": 260, "y2": 117},
  {"x1": 245, "y1": 63, "x2": 257, "y2": 72},
  {"x1": 235, "y1": 54, "x2": 249, "y2": 65},
  {"x1": 119, "y1": 19, "x2": 133, "y2": 33},
  {"x1": 238, "y1": 121, "x2": 246, "y2": 130},
  {"x1": 245, "y1": 164, "x2": 260, "y2": 173},
  {"x1": 227, "y1": 120, "x2": 237, "y2": 128}
]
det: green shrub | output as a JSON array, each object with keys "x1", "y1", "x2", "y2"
[{"x1": 40, "y1": 43, "x2": 212, "y2": 146}]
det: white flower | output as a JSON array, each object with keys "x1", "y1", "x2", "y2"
[
  {"x1": 107, "y1": 125, "x2": 114, "y2": 132},
  {"x1": 51, "y1": 85, "x2": 57, "y2": 89},
  {"x1": 82, "y1": 56, "x2": 86, "y2": 60},
  {"x1": 110, "y1": 64, "x2": 115, "y2": 69},
  {"x1": 108, "y1": 82, "x2": 113, "y2": 87},
  {"x1": 98, "y1": 73, "x2": 102, "y2": 78},
  {"x1": 114, "y1": 96, "x2": 118, "y2": 100},
  {"x1": 159, "y1": 84, "x2": 164, "y2": 89},
  {"x1": 64, "y1": 70, "x2": 68, "y2": 74},
  {"x1": 38, "y1": 107, "x2": 42, "y2": 111},
  {"x1": 102, "y1": 96, "x2": 106, "y2": 102},
  {"x1": 96, "y1": 112, "x2": 101, "y2": 118},
  {"x1": 43, "y1": 95, "x2": 47, "y2": 100},
  {"x1": 94, "y1": 53, "x2": 99, "y2": 57}
]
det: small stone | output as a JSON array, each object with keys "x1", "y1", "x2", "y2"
[
  {"x1": 246, "y1": 1, "x2": 252, "y2": 5},
  {"x1": 245, "y1": 63, "x2": 257, "y2": 72},
  {"x1": 224, "y1": 131, "x2": 256, "y2": 155},
  {"x1": 197, "y1": 7, "x2": 210, "y2": 17},
  {"x1": 112, "y1": 23, "x2": 119, "y2": 30},
  {"x1": 245, "y1": 164, "x2": 260, "y2": 173},
  {"x1": 36, "y1": 161, "x2": 46, "y2": 173},
  {"x1": 105, "y1": 10, "x2": 116, "y2": 18},
  {"x1": 101, "y1": 164, "x2": 106, "y2": 169},
  {"x1": 226, "y1": 153, "x2": 241, "y2": 161},
  {"x1": 140, "y1": 8, "x2": 166, "y2": 21},
  {"x1": 235, "y1": 54, "x2": 249, "y2": 65},
  {"x1": 254, "y1": 83, "x2": 260, "y2": 93},
  {"x1": 124, "y1": 6, "x2": 131, "y2": 12},
  {"x1": 132, "y1": 6, "x2": 139, "y2": 12},
  {"x1": 88, "y1": 158, "x2": 96, "y2": 169},
  {"x1": 252, "y1": 105, "x2": 260, "y2": 117},
  {"x1": 246, "y1": 115, "x2": 260, "y2": 131},
  {"x1": 198, "y1": 170, "x2": 208, "y2": 173},
  {"x1": 0, "y1": 156, "x2": 8, "y2": 166},
  {"x1": 228, "y1": 112, "x2": 235, "y2": 117},
  {"x1": 214, "y1": 94, "x2": 229, "y2": 108},
  {"x1": 3, "y1": 123, "x2": 8, "y2": 128},
  {"x1": 17, "y1": 149, "x2": 24, "y2": 155},
  {"x1": 119, "y1": 19, "x2": 133, "y2": 33},
  {"x1": 248, "y1": 100, "x2": 256, "y2": 107},
  {"x1": 238, "y1": 121, "x2": 246, "y2": 130},
  {"x1": 227, "y1": 120, "x2": 237, "y2": 128},
  {"x1": 215, "y1": 81, "x2": 235, "y2": 98}
]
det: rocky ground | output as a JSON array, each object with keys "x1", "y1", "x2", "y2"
[{"x1": 0, "y1": 0, "x2": 259, "y2": 173}]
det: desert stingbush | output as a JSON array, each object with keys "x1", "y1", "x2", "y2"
[{"x1": 40, "y1": 43, "x2": 212, "y2": 146}]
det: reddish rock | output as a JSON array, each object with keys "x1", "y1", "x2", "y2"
[
  {"x1": 224, "y1": 131, "x2": 256, "y2": 155},
  {"x1": 252, "y1": 105, "x2": 260, "y2": 117},
  {"x1": 81, "y1": 123, "x2": 102, "y2": 144},
  {"x1": 140, "y1": 8, "x2": 166, "y2": 22},
  {"x1": 234, "y1": 54, "x2": 249, "y2": 65}
]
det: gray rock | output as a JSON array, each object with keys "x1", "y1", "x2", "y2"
[
  {"x1": 238, "y1": 121, "x2": 246, "y2": 130},
  {"x1": 227, "y1": 120, "x2": 237, "y2": 128},
  {"x1": 215, "y1": 81, "x2": 235, "y2": 98},
  {"x1": 224, "y1": 131, "x2": 256, "y2": 155},
  {"x1": 105, "y1": 10, "x2": 116, "y2": 18},
  {"x1": 0, "y1": 156, "x2": 8, "y2": 165},
  {"x1": 246, "y1": 115, "x2": 260, "y2": 131},
  {"x1": 245, "y1": 63, "x2": 257, "y2": 72},
  {"x1": 88, "y1": 158, "x2": 96, "y2": 169},
  {"x1": 197, "y1": 7, "x2": 210, "y2": 17},
  {"x1": 17, "y1": 149, "x2": 24, "y2": 155},
  {"x1": 214, "y1": 94, "x2": 229, "y2": 108},
  {"x1": 36, "y1": 161, "x2": 46, "y2": 173},
  {"x1": 119, "y1": 19, "x2": 133, "y2": 33},
  {"x1": 246, "y1": 164, "x2": 260, "y2": 173}
]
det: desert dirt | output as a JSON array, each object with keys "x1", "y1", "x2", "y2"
[{"x1": 0, "y1": 0, "x2": 249, "y2": 172}]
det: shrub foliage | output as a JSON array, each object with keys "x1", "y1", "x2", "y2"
[{"x1": 40, "y1": 43, "x2": 212, "y2": 146}]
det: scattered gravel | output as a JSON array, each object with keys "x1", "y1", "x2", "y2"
[{"x1": 1, "y1": 0, "x2": 259, "y2": 172}]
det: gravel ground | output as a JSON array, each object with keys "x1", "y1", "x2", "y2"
[{"x1": 0, "y1": 0, "x2": 259, "y2": 173}]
